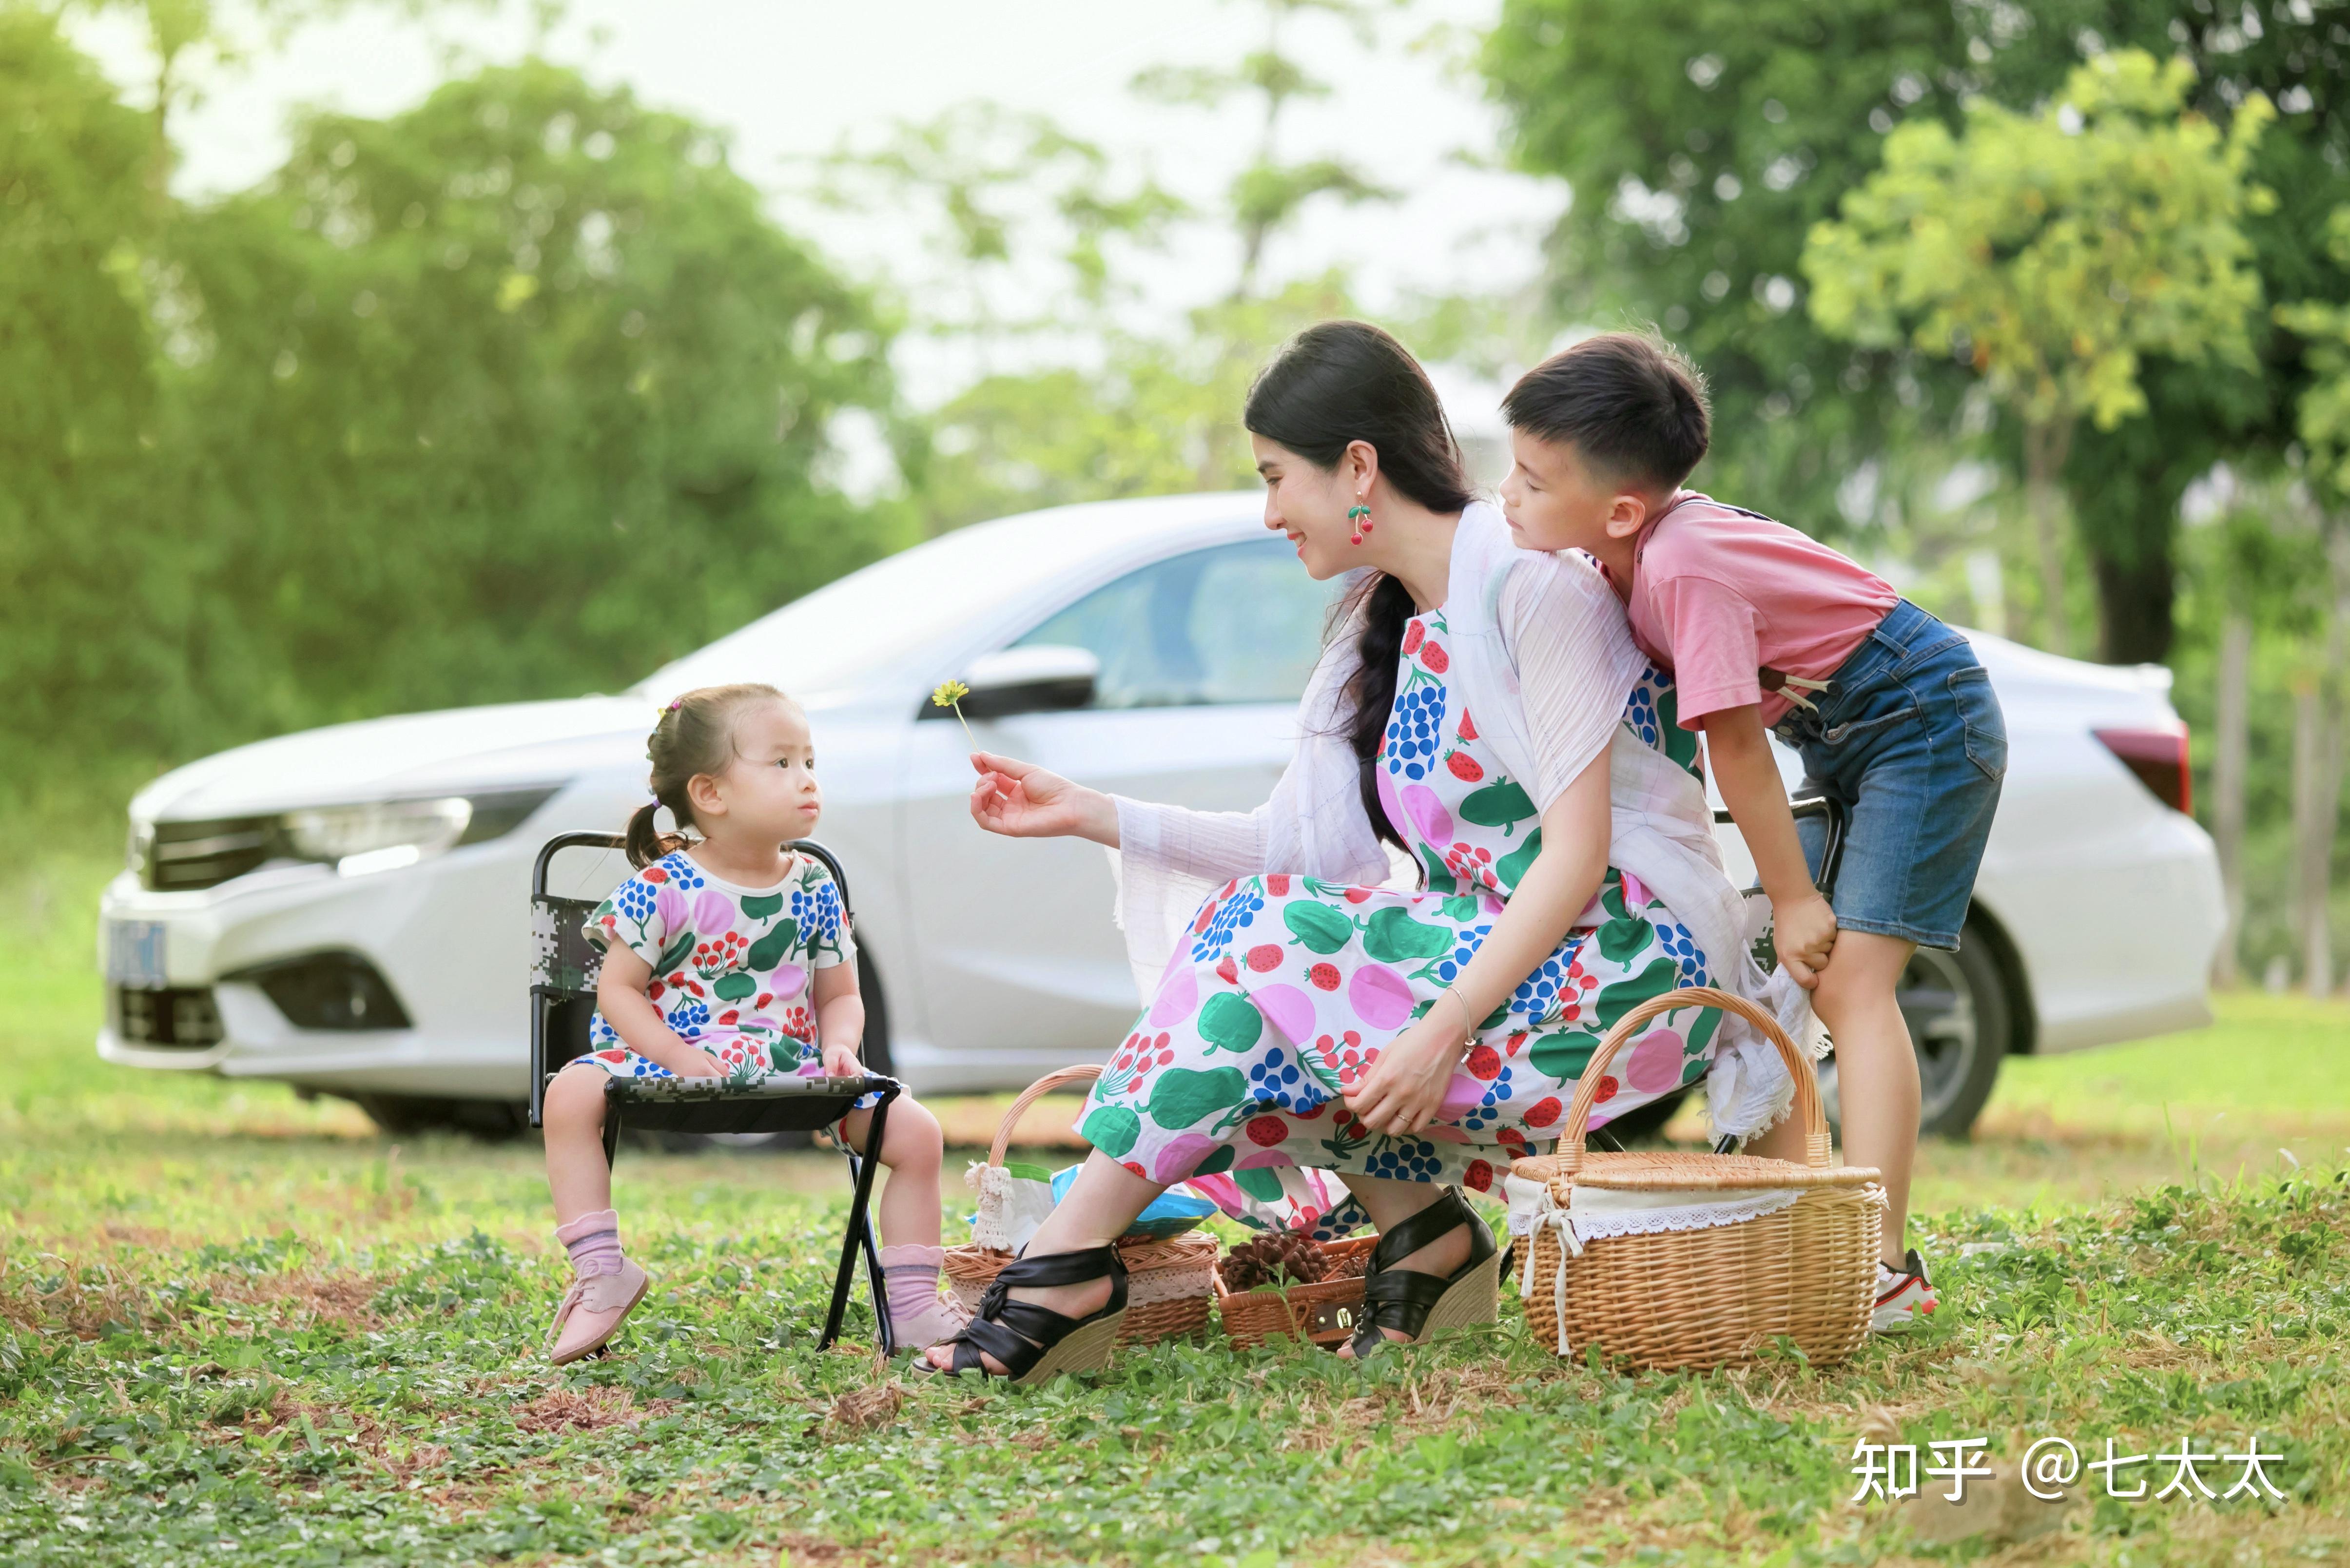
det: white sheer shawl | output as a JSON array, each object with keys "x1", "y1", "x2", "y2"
[{"x1": 1104, "y1": 503, "x2": 1810, "y2": 1140}]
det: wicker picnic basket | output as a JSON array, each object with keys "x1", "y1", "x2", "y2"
[
  {"x1": 1213, "y1": 1233, "x2": 1378, "y2": 1350},
  {"x1": 1512, "y1": 986, "x2": 1883, "y2": 1371},
  {"x1": 943, "y1": 1065, "x2": 1217, "y2": 1348}
]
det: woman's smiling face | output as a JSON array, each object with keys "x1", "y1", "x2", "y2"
[{"x1": 1252, "y1": 434, "x2": 1359, "y2": 581}]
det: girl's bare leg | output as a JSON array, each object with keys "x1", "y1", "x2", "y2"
[
  {"x1": 920, "y1": 1149, "x2": 1162, "y2": 1373},
  {"x1": 836, "y1": 1097, "x2": 948, "y2": 1249},
  {"x1": 543, "y1": 1065, "x2": 616, "y2": 1225}
]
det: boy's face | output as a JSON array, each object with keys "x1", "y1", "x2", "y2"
[{"x1": 1498, "y1": 430, "x2": 1655, "y2": 559}]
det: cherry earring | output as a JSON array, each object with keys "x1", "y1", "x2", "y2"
[{"x1": 1347, "y1": 503, "x2": 1372, "y2": 545}]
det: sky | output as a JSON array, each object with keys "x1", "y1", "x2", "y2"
[{"x1": 72, "y1": 0, "x2": 1566, "y2": 429}]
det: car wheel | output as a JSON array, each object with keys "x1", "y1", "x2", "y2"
[
  {"x1": 351, "y1": 1094, "x2": 526, "y2": 1141},
  {"x1": 1815, "y1": 916, "x2": 2013, "y2": 1139},
  {"x1": 1593, "y1": 1089, "x2": 1689, "y2": 1146}
]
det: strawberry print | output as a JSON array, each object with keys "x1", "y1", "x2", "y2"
[{"x1": 1071, "y1": 637, "x2": 1718, "y2": 1240}]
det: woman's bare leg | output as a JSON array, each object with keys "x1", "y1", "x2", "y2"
[
  {"x1": 1333, "y1": 1174, "x2": 1472, "y2": 1355},
  {"x1": 921, "y1": 1150, "x2": 1163, "y2": 1373}
]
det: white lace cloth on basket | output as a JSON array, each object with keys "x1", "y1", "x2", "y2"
[{"x1": 1506, "y1": 1176, "x2": 1805, "y2": 1358}]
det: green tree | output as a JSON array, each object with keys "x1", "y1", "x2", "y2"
[
  {"x1": 159, "y1": 60, "x2": 908, "y2": 731},
  {"x1": 1482, "y1": 0, "x2": 2350, "y2": 663},
  {"x1": 1, "y1": 25, "x2": 908, "y2": 792},
  {"x1": 1802, "y1": 51, "x2": 2270, "y2": 657},
  {"x1": 0, "y1": 6, "x2": 172, "y2": 790}
]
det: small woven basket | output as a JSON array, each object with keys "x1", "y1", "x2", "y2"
[
  {"x1": 1514, "y1": 986, "x2": 1883, "y2": 1372},
  {"x1": 1213, "y1": 1234, "x2": 1378, "y2": 1350},
  {"x1": 943, "y1": 1065, "x2": 1216, "y2": 1348}
]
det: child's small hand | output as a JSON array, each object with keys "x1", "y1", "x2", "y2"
[
  {"x1": 1773, "y1": 892, "x2": 1838, "y2": 989},
  {"x1": 821, "y1": 1042, "x2": 862, "y2": 1079}
]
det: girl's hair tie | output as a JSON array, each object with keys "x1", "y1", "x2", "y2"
[{"x1": 665, "y1": 697, "x2": 682, "y2": 711}]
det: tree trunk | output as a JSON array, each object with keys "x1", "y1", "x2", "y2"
[
  {"x1": 2091, "y1": 547, "x2": 2176, "y2": 666},
  {"x1": 2023, "y1": 418, "x2": 2074, "y2": 657},
  {"x1": 2213, "y1": 611, "x2": 2251, "y2": 988},
  {"x1": 2291, "y1": 666, "x2": 2337, "y2": 996},
  {"x1": 2291, "y1": 528, "x2": 2350, "y2": 999}
]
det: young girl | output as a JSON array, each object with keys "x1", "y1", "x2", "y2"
[{"x1": 541, "y1": 682, "x2": 963, "y2": 1364}]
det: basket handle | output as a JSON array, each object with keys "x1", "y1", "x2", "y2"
[
  {"x1": 988, "y1": 1065, "x2": 1102, "y2": 1167},
  {"x1": 1555, "y1": 985, "x2": 1827, "y2": 1175}
]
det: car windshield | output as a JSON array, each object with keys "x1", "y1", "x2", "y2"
[{"x1": 631, "y1": 518, "x2": 1128, "y2": 699}]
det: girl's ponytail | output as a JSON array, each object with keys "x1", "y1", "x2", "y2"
[{"x1": 624, "y1": 799, "x2": 682, "y2": 870}]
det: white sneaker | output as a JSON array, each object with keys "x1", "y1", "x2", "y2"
[{"x1": 1871, "y1": 1249, "x2": 1937, "y2": 1331}]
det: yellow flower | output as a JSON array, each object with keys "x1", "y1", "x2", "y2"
[{"x1": 931, "y1": 678, "x2": 976, "y2": 747}]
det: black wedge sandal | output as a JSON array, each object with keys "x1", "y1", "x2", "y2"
[
  {"x1": 920, "y1": 1245, "x2": 1129, "y2": 1385},
  {"x1": 1347, "y1": 1186, "x2": 1501, "y2": 1359}
]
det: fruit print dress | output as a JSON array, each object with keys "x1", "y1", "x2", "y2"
[
  {"x1": 574, "y1": 850, "x2": 874, "y2": 1109},
  {"x1": 1075, "y1": 609, "x2": 1719, "y2": 1238}
]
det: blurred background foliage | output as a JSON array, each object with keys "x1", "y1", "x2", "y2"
[{"x1": 6, "y1": 0, "x2": 2350, "y2": 984}]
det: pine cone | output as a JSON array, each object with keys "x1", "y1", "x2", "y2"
[{"x1": 1220, "y1": 1230, "x2": 1331, "y2": 1292}]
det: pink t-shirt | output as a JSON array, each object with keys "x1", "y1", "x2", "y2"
[{"x1": 1615, "y1": 493, "x2": 1897, "y2": 730}]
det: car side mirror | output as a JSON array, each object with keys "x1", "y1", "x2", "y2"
[{"x1": 927, "y1": 645, "x2": 1099, "y2": 720}]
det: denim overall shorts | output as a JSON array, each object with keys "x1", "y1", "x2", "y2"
[{"x1": 1770, "y1": 600, "x2": 2006, "y2": 951}]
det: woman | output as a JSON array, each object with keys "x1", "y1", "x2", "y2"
[{"x1": 923, "y1": 322, "x2": 1783, "y2": 1383}]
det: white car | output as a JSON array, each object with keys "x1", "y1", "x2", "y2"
[{"x1": 99, "y1": 493, "x2": 2222, "y2": 1137}]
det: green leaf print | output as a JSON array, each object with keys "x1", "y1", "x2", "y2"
[
  {"x1": 768, "y1": 1041, "x2": 796, "y2": 1070},
  {"x1": 1529, "y1": 1029, "x2": 1603, "y2": 1082},
  {"x1": 744, "y1": 918, "x2": 800, "y2": 971},
  {"x1": 1684, "y1": 1006, "x2": 1722, "y2": 1058},
  {"x1": 654, "y1": 930, "x2": 697, "y2": 977},
  {"x1": 1599, "y1": 871, "x2": 1633, "y2": 923},
  {"x1": 1418, "y1": 844, "x2": 1457, "y2": 894},
  {"x1": 740, "y1": 891, "x2": 784, "y2": 921},
  {"x1": 1593, "y1": 956, "x2": 1681, "y2": 1032},
  {"x1": 1234, "y1": 1166, "x2": 1287, "y2": 1203},
  {"x1": 1459, "y1": 780, "x2": 1535, "y2": 832},
  {"x1": 1597, "y1": 908, "x2": 1655, "y2": 965},
  {"x1": 712, "y1": 972, "x2": 757, "y2": 1002},
  {"x1": 1198, "y1": 993, "x2": 1265, "y2": 1052},
  {"x1": 1146, "y1": 1067, "x2": 1246, "y2": 1131},
  {"x1": 1082, "y1": 1105, "x2": 1142, "y2": 1157},
  {"x1": 1440, "y1": 894, "x2": 1481, "y2": 922},
  {"x1": 1495, "y1": 828, "x2": 1543, "y2": 890},
  {"x1": 1363, "y1": 907, "x2": 1453, "y2": 963},
  {"x1": 1283, "y1": 902, "x2": 1355, "y2": 955},
  {"x1": 1195, "y1": 1145, "x2": 1235, "y2": 1177}
]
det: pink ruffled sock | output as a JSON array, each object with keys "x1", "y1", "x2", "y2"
[
  {"x1": 556, "y1": 1209, "x2": 624, "y2": 1278},
  {"x1": 879, "y1": 1243, "x2": 946, "y2": 1322}
]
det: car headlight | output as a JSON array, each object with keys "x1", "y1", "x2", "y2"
[{"x1": 284, "y1": 798, "x2": 474, "y2": 875}]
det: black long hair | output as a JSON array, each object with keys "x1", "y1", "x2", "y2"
[{"x1": 1242, "y1": 321, "x2": 1474, "y2": 849}]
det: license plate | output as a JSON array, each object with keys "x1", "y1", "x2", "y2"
[{"x1": 106, "y1": 920, "x2": 170, "y2": 988}]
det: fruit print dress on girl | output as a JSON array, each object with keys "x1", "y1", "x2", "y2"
[
  {"x1": 1075, "y1": 610, "x2": 1718, "y2": 1239},
  {"x1": 575, "y1": 850, "x2": 875, "y2": 1108}
]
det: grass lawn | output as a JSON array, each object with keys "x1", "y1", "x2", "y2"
[{"x1": 3, "y1": 844, "x2": 2347, "y2": 1565}]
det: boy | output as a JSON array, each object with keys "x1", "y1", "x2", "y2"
[{"x1": 1495, "y1": 331, "x2": 2006, "y2": 1329}]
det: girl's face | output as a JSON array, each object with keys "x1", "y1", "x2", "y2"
[
  {"x1": 686, "y1": 699, "x2": 821, "y2": 850},
  {"x1": 1252, "y1": 433, "x2": 1363, "y2": 581}
]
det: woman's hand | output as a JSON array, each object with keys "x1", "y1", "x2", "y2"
[
  {"x1": 967, "y1": 751, "x2": 1120, "y2": 846},
  {"x1": 1343, "y1": 1008, "x2": 1467, "y2": 1138}
]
